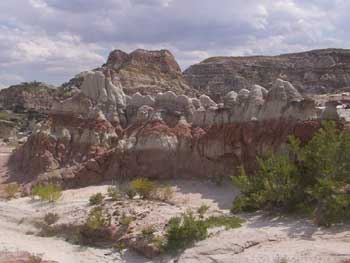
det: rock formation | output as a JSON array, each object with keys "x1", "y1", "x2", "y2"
[
  {"x1": 0, "y1": 82, "x2": 54, "y2": 142},
  {"x1": 0, "y1": 81, "x2": 55, "y2": 112},
  {"x1": 61, "y1": 49, "x2": 196, "y2": 98},
  {"x1": 7, "y1": 48, "x2": 350, "y2": 187},
  {"x1": 10, "y1": 76, "x2": 324, "y2": 187},
  {"x1": 184, "y1": 48, "x2": 350, "y2": 101}
]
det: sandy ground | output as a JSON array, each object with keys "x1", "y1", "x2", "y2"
[
  {"x1": 0, "y1": 179, "x2": 236, "y2": 263},
  {"x1": 1, "y1": 145, "x2": 350, "y2": 263}
]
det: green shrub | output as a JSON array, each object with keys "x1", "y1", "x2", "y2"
[
  {"x1": 32, "y1": 184, "x2": 62, "y2": 202},
  {"x1": 204, "y1": 215, "x2": 244, "y2": 230},
  {"x1": 89, "y1": 193, "x2": 104, "y2": 206},
  {"x1": 232, "y1": 121, "x2": 350, "y2": 226},
  {"x1": 120, "y1": 212, "x2": 133, "y2": 227},
  {"x1": 86, "y1": 207, "x2": 110, "y2": 230},
  {"x1": 4, "y1": 183, "x2": 20, "y2": 200},
  {"x1": 197, "y1": 204, "x2": 210, "y2": 218},
  {"x1": 130, "y1": 178, "x2": 156, "y2": 199},
  {"x1": 107, "y1": 186, "x2": 121, "y2": 201},
  {"x1": 141, "y1": 225, "x2": 156, "y2": 240},
  {"x1": 232, "y1": 152, "x2": 300, "y2": 212},
  {"x1": 164, "y1": 210, "x2": 243, "y2": 253},
  {"x1": 44, "y1": 213, "x2": 60, "y2": 225},
  {"x1": 122, "y1": 185, "x2": 137, "y2": 199},
  {"x1": 164, "y1": 210, "x2": 208, "y2": 252}
]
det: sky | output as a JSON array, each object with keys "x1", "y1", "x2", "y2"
[{"x1": 0, "y1": 0, "x2": 349, "y2": 89}]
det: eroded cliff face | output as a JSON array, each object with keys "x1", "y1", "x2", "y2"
[
  {"x1": 8, "y1": 48, "x2": 350, "y2": 187},
  {"x1": 10, "y1": 68, "x2": 326, "y2": 187},
  {"x1": 0, "y1": 82, "x2": 55, "y2": 112},
  {"x1": 60, "y1": 49, "x2": 196, "y2": 99},
  {"x1": 0, "y1": 82, "x2": 55, "y2": 141},
  {"x1": 184, "y1": 49, "x2": 350, "y2": 101}
]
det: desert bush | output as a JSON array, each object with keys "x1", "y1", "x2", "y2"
[
  {"x1": 32, "y1": 184, "x2": 62, "y2": 202},
  {"x1": 130, "y1": 178, "x2": 156, "y2": 199},
  {"x1": 86, "y1": 207, "x2": 111, "y2": 230},
  {"x1": 197, "y1": 204, "x2": 210, "y2": 218},
  {"x1": 232, "y1": 121, "x2": 350, "y2": 226},
  {"x1": 4, "y1": 182, "x2": 20, "y2": 200},
  {"x1": 164, "y1": 210, "x2": 243, "y2": 252},
  {"x1": 122, "y1": 185, "x2": 137, "y2": 199},
  {"x1": 141, "y1": 225, "x2": 156, "y2": 240},
  {"x1": 164, "y1": 210, "x2": 208, "y2": 252},
  {"x1": 44, "y1": 212, "x2": 60, "y2": 225},
  {"x1": 89, "y1": 193, "x2": 104, "y2": 206},
  {"x1": 120, "y1": 212, "x2": 133, "y2": 227},
  {"x1": 154, "y1": 186, "x2": 174, "y2": 202},
  {"x1": 107, "y1": 186, "x2": 121, "y2": 201}
]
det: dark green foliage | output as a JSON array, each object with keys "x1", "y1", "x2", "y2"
[
  {"x1": 197, "y1": 204, "x2": 210, "y2": 218},
  {"x1": 164, "y1": 211, "x2": 208, "y2": 252},
  {"x1": 163, "y1": 211, "x2": 243, "y2": 252},
  {"x1": 232, "y1": 121, "x2": 350, "y2": 226},
  {"x1": 89, "y1": 193, "x2": 104, "y2": 206}
]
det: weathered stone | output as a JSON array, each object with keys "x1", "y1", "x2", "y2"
[{"x1": 185, "y1": 48, "x2": 350, "y2": 100}]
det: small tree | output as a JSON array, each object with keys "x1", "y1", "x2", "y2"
[{"x1": 232, "y1": 121, "x2": 350, "y2": 226}]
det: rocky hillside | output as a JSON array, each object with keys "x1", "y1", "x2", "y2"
[
  {"x1": 184, "y1": 48, "x2": 350, "y2": 101},
  {"x1": 11, "y1": 74, "x2": 329, "y2": 186},
  {"x1": 59, "y1": 49, "x2": 196, "y2": 98},
  {"x1": 7, "y1": 48, "x2": 350, "y2": 186},
  {"x1": 0, "y1": 81, "x2": 55, "y2": 112},
  {"x1": 0, "y1": 82, "x2": 55, "y2": 142}
]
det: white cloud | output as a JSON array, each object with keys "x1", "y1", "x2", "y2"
[
  {"x1": 0, "y1": 0, "x2": 349, "y2": 86},
  {"x1": 0, "y1": 25, "x2": 105, "y2": 85},
  {"x1": 0, "y1": 73, "x2": 24, "y2": 89}
]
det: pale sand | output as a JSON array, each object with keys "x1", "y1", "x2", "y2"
[{"x1": 1, "y1": 145, "x2": 350, "y2": 263}]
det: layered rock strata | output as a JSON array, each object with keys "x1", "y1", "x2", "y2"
[
  {"x1": 0, "y1": 81, "x2": 55, "y2": 112},
  {"x1": 11, "y1": 71, "x2": 327, "y2": 186},
  {"x1": 184, "y1": 48, "x2": 350, "y2": 101},
  {"x1": 60, "y1": 49, "x2": 196, "y2": 98}
]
